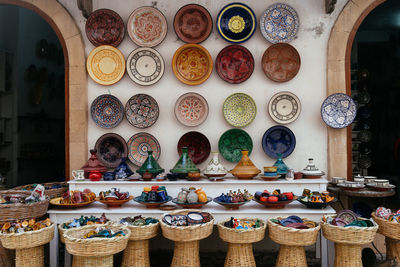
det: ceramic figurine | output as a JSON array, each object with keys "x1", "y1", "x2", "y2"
[
  {"x1": 170, "y1": 147, "x2": 200, "y2": 175},
  {"x1": 177, "y1": 188, "x2": 189, "y2": 203},
  {"x1": 273, "y1": 154, "x2": 288, "y2": 175},
  {"x1": 203, "y1": 152, "x2": 228, "y2": 178},
  {"x1": 229, "y1": 150, "x2": 261, "y2": 179},
  {"x1": 187, "y1": 187, "x2": 199, "y2": 203},
  {"x1": 113, "y1": 158, "x2": 133, "y2": 179},
  {"x1": 137, "y1": 151, "x2": 164, "y2": 178}
]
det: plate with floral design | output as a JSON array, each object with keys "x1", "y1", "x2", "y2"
[
  {"x1": 125, "y1": 94, "x2": 159, "y2": 129},
  {"x1": 90, "y1": 94, "x2": 124, "y2": 128},
  {"x1": 321, "y1": 93, "x2": 357, "y2": 128},
  {"x1": 223, "y1": 93, "x2": 256, "y2": 128},
  {"x1": 268, "y1": 91, "x2": 301, "y2": 124},
  {"x1": 127, "y1": 132, "x2": 161, "y2": 166},
  {"x1": 218, "y1": 129, "x2": 253, "y2": 162},
  {"x1": 177, "y1": 131, "x2": 211, "y2": 164},
  {"x1": 174, "y1": 92, "x2": 209, "y2": 127}
]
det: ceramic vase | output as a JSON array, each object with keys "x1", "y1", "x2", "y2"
[
  {"x1": 273, "y1": 154, "x2": 288, "y2": 175},
  {"x1": 187, "y1": 188, "x2": 198, "y2": 203},
  {"x1": 170, "y1": 147, "x2": 200, "y2": 174},
  {"x1": 137, "y1": 151, "x2": 164, "y2": 178},
  {"x1": 229, "y1": 150, "x2": 261, "y2": 180},
  {"x1": 177, "y1": 188, "x2": 189, "y2": 203},
  {"x1": 203, "y1": 152, "x2": 228, "y2": 178}
]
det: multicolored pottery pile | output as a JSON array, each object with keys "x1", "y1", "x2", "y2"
[
  {"x1": 271, "y1": 216, "x2": 317, "y2": 229},
  {"x1": 223, "y1": 217, "x2": 261, "y2": 229},
  {"x1": 61, "y1": 214, "x2": 109, "y2": 229},
  {"x1": 215, "y1": 189, "x2": 252, "y2": 203},
  {"x1": 163, "y1": 211, "x2": 212, "y2": 226},
  {"x1": 324, "y1": 210, "x2": 374, "y2": 227},
  {"x1": 119, "y1": 216, "x2": 158, "y2": 226},
  {"x1": 1, "y1": 218, "x2": 52, "y2": 233},
  {"x1": 60, "y1": 189, "x2": 96, "y2": 204},
  {"x1": 83, "y1": 226, "x2": 127, "y2": 239},
  {"x1": 137, "y1": 186, "x2": 169, "y2": 202},
  {"x1": 254, "y1": 189, "x2": 294, "y2": 203},
  {"x1": 375, "y1": 207, "x2": 400, "y2": 223},
  {"x1": 98, "y1": 188, "x2": 130, "y2": 201}
]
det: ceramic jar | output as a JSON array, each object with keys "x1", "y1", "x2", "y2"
[
  {"x1": 177, "y1": 188, "x2": 189, "y2": 203},
  {"x1": 195, "y1": 188, "x2": 207, "y2": 203},
  {"x1": 203, "y1": 152, "x2": 228, "y2": 178},
  {"x1": 229, "y1": 150, "x2": 261, "y2": 180},
  {"x1": 187, "y1": 188, "x2": 199, "y2": 203},
  {"x1": 301, "y1": 158, "x2": 325, "y2": 178}
]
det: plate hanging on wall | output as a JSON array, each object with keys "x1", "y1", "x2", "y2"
[
  {"x1": 177, "y1": 131, "x2": 211, "y2": 164},
  {"x1": 95, "y1": 133, "x2": 128, "y2": 168},
  {"x1": 262, "y1": 125, "x2": 296, "y2": 159},
  {"x1": 127, "y1": 132, "x2": 161, "y2": 166},
  {"x1": 321, "y1": 93, "x2": 357, "y2": 128},
  {"x1": 90, "y1": 94, "x2": 124, "y2": 128},
  {"x1": 125, "y1": 94, "x2": 159, "y2": 129},
  {"x1": 268, "y1": 91, "x2": 301, "y2": 124},
  {"x1": 218, "y1": 129, "x2": 253, "y2": 162},
  {"x1": 174, "y1": 92, "x2": 209, "y2": 127},
  {"x1": 223, "y1": 93, "x2": 257, "y2": 128}
]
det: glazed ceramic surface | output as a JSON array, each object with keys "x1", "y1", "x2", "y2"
[
  {"x1": 172, "y1": 44, "x2": 213, "y2": 85},
  {"x1": 230, "y1": 150, "x2": 261, "y2": 179},
  {"x1": 262, "y1": 126, "x2": 296, "y2": 159},
  {"x1": 85, "y1": 9, "x2": 125, "y2": 47},
  {"x1": 268, "y1": 91, "x2": 301, "y2": 124},
  {"x1": 321, "y1": 93, "x2": 357, "y2": 128},
  {"x1": 218, "y1": 129, "x2": 253, "y2": 162},
  {"x1": 223, "y1": 93, "x2": 256, "y2": 127},
  {"x1": 86, "y1": 45, "x2": 125, "y2": 85},
  {"x1": 171, "y1": 147, "x2": 200, "y2": 173},
  {"x1": 95, "y1": 133, "x2": 128, "y2": 168},
  {"x1": 136, "y1": 150, "x2": 164, "y2": 177},
  {"x1": 127, "y1": 6, "x2": 167, "y2": 47},
  {"x1": 174, "y1": 92, "x2": 209, "y2": 127},
  {"x1": 177, "y1": 131, "x2": 211, "y2": 164},
  {"x1": 126, "y1": 47, "x2": 165, "y2": 86},
  {"x1": 262, "y1": 43, "x2": 301, "y2": 82},
  {"x1": 90, "y1": 94, "x2": 124, "y2": 128},
  {"x1": 203, "y1": 152, "x2": 228, "y2": 177},
  {"x1": 127, "y1": 132, "x2": 161, "y2": 166},
  {"x1": 216, "y1": 45, "x2": 254, "y2": 84},
  {"x1": 260, "y1": 3, "x2": 299, "y2": 43},
  {"x1": 216, "y1": 3, "x2": 256, "y2": 43},
  {"x1": 174, "y1": 4, "x2": 212, "y2": 43},
  {"x1": 125, "y1": 94, "x2": 159, "y2": 128}
]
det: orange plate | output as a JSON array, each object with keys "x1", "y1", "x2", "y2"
[
  {"x1": 50, "y1": 197, "x2": 95, "y2": 208},
  {"x1": 96, "y1": 196, "x2": 133, "y2": 207}
]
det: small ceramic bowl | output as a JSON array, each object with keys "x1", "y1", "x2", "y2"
[
  {"x1": 364, "y1": 176, "x2": 377, "y2": 184},
  {"x1": 187, "y1": 212, "x2": 204, "y2": 225},
  {"x1": 188, "y1": 172, "x2": 201, "y2": 178},
  {"x1": 375, "y1": 179, "x2": 389, "y2": 187},
  {"x1": 264, "y1": 166, "x2": 277, "y2": 173},
  {"x1": 263, "y1": 172, "x2": 278, "y2": 177},
  {"x1": 353, "y1": 177, "x2": 365, "y2": 184},
  {"x1": 294, "y1": 172, "x2": 303, "y2": 179},
  {"x1": 331, "y1": 177, "x2": 345, "y2": 184},
  {"x1": 344, "y1": 181, "x2": 359, "y2": 187}
]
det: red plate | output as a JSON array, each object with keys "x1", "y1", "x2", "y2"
[{"x1": 177, "y1": 131, "x2": 211, "y2": 164}]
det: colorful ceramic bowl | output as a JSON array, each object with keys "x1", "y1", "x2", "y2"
[
  {"x1": 125, "y1": 94, "x2": 159, "y2": 129},
  {"x1": 95, "y1": 133, "x2": 128, "y2": 168},
  {"x1": 218, "y1": 129, "x2": 253, "y2": 162},
  {"x1": 174, "y1": 92, "x2": 209, "y2": 127},
  {"x1": 223, "y1": 93, "x2": 257, "y2": 128},
  {"x1": 127, "y1": 132, "x2": 161, "y2": 166},
  {"x1": 90, "y1": 94, "x2": 124, "y2": 128},
  {"x1": 177, "y1": 131, "x2": 211, "y2": 164}
]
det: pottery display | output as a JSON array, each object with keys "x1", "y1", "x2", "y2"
[
  {"x1": 174, "y1": 92, "x2": 209, "y2": 127},
  {"x1": 97, "y1": 188, "x2": 132, "y2": 207},
  {"x1": 94, "y1": 133, "x2": 128, "y2": 168},
  {"x1": 213, "y1": 189, "x2": 252, "y2": 210},
  {"x1": 229, "y1": 150, "x2": 261, "y2": 180},
  {"x1": 270, "y1": 216, "x2": 316, "y2": 229},
  {"x1": 170, "y1": 147, "x2": 200, "y2": 175},
  {"x1": 135, "y1": 186, "x2": 171, "y2": 208},
  {"x1": 177, "y1": 131, "x2": 211, "y2": 164},
  {"x1": 273, "y1": 154, "x2": 289, "y2": 175},
  {"x1": 136, "y1": 150, "x2": 164, "y2": 178},
  {"x1": 203, "y1": 152, "x2": 228, "y2": 179},
  {"x1": 81, "y1": 149, "x2": 107, "y2": 178},
  {"x1": 90, "y1": 94, "x2": 124, "y2": 129},
  {"x1": 253, "y1": 189, "x2": 295, "y2": 209},
  {"x1": 113, "y1": 158, "x2": 134, "y2": 180},
  {"x1": 297, "y1": 190, "x2": 336, "y2": 209},
  {"x1": 301, "y1": 158, "x2": 325, "y2": 178},
  {"x1": 223, "y1": 93, "x2": 257, "y2": 128},
  {"x1": 218, "y1": 129, "x2": 253, "y2": 162}
]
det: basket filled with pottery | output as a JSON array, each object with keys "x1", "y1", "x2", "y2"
[
  {"x1": 218, "y1": 217, "x2": 266, "y2": 243},
  {"x1": 13, "y1": 182, "x2": 68, "y2": 199},
  {"x1": 213, "y1": 189, "x2": 252, "y2": 210},
  {"x1": 253, "y1": 189, "x2": 296, "y2": 209},
  {"x1": 134, "y1": 186, "x2": 172, "y2": 208},
  {"x1": 172, "y1": 187, "x2": 211, "y2": 209},
  {"x1": 50, "y1": 189, "x2": 96, "y2": 208},
  {"x1": 96, "y1": 188, "x2": 132, "y2": 207},
  {"x1": 371, "y1": 207, "x2": 400, "y2": 239},
  {"x1": 297, "y1": 189, "x2": 336, "y2": 209}
]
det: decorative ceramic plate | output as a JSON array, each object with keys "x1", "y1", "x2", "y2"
[
  {"x1": 216, "y1": 45, "x2": 254, "y2": 84},
  {"x1": 218, "y1": 129, "x2": 253, "y2": 162},
  {"x1": 216, "y1": 3, "x2": 256, "y2": 43},
  {"x1": 268, "y1": 91, "x2": 301, "y2": 124},
  {"x1": 253, "y1": 198, "x2": 295, "y2": 209},
  {"x1": 127, "y1": 132, "x2": 161, "y2": 166},
  {"x1": 321, "y1": 93, "x2": 357, "y2": 128},
  {"x1": 174, "y1": 4, "x2": 213, "y2": 43},
  {"x1": 262, "y1": 126, "x2": 296, "y2": 158},
  {"x1": 127, "y1": 6, "x2": 167, "y2": 47},
  {"x1": 94, "y1": 133, "x2": 128, "y2": 168},
  {"x1": 50, "y1": 198, "x2": 95, "y2": 208},
  {"x1": 90, "y1": 94, "x2": 124, "y2": 128},
  {"x1": 213, "y1": 198, "x2": 249, "y2": 210},
  {"x1": 262, "y1": 43, "x2": 301, "y2": 82},
  {"x1": 172, "y1": 197, "x2": 212, "y2": 209},
  {"x1": 223, "y1": 93, "x2": 256, "y2": 127},
  {"x1": 96, "y1": 196, "x2": 133, "y2": 207},
  {"x1": 85, "y1": 9, "x2": 125, "y2": 47},
  {"x1": 260, "y1": 3, "x2": 299, "y2": 43},
  {"x1": 172, "y1": 44, "x2": 213, "y2": 85},
  {"x1": 177, "y1": 131, "x2": 211, "y2": 164},
  {"x1": 126, "y1": 47, "x2": 165, "y2": 86},
  {"x1": 174, "y1": 93, "x2": 209, "y2": 127},
  {"x1": 336, "y1": 210, "x2": 358, "y2": 224},
  {"x1": 125, "y1": 94, "x2": 159, "y2": 128},
  {"x1": 86, "y1": 45, "x2": 125, "y2": 85}
]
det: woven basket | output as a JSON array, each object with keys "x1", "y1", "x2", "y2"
[
  {"x1": 217, "y1": 218, "x2": 266, "y2": 244},
  {"x1": 58, "y1": 221, "x2": 112, "y2": 244},
  {"x1": 125, "y1": 221, "x2": 159, "y2": 241},
  {"x1": 268, "y1": 218, "x2": 320, "y2": 246},
  {"x1": 371, "y1": 212, "x2": 400, "y2": 240},
  {"x1": 14, "y1": 182, "x2": 68, "y2": 199}
]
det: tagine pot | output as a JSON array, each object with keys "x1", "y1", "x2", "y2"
[
  {"x1": 273, "y1": 154, "x2": 289, "y2": 176},
  {"x1": 229, "y1": 150, "x2": 261, "y2": 180},
  {"x1": 137, "y1": 151, "x2": 164, "y2": 178},
  {"x1": 81, "y1": 149, "x2": 107, "y2": 178},
  {"x1": 203, "y1": 152, "x2": 228, "y2": 178},
  {"x1": 170, "y1": 147, "x2": 200, "y2": 175}
]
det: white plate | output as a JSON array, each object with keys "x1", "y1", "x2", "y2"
[{"x1": 268, "y1": 91, "x2": 301, "y2": 124}]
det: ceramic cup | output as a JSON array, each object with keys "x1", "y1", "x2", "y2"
[
  {"x1": 72, "y1": 169, "x2": 85, "y2": 181},
  {"x1": 103, "y1": 172, "x2": 115, "y2": 181},
  {"x1": 353, "y1": 177, "x2": 365, "y2": 184},
  {"x1": 331, "y1": 177, "x2": 345, "y2": 184},
  {"x1": 364, "y1": 176, "x2": 377, "y2": 184},
  {"x1": 375, "y1": 179, "x2": 389, "y2": 187},
  {"x1": 264, "y1": 166, "x2": 278, "y2": 173}
]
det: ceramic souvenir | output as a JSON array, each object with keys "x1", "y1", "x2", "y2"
[
  {"x1": 187, "y1": 188, "x2": 199, "y2": 203},
  {"x1": 203, "y1": 152, "x2": 228, "y2": 179},
  {"x1": 175, "y1": 92, "x2": 209, "y2": 127},
  {"x1": 95, "y1": 133, "x2": 128, "y2": 168},
  {"x1": 321, "y1": 93, "x2": 357, "y2": 128},
  {"x1": 90, "y1": 94, "x2": 124, "y2": 129},
  {"x1": 229, "y1": 150, "x2": 261, "y2": 179},
  {"x1": 113, "y1": 158, "x2": 134, "y2": 180},
  {"x1": 136, "y1": 150, "x2": 164, "y2": 178},
  {"x1": 268, "y1": 91, "x2": 301, "y2": 124},
  {"x1": 72, "y1": 170, "x2": 85, "y2": 181},
  {"x1": 170, "y1": 147, "x2": 200, "y2": 174},
  {"x1": 262, "y1": 126, "x2": 296, "y2": 158},
  {"x1": 273, "y1": 154, "x2": 289, "y2": 175},
  {"x1": 301, "y1": 158, "x2": 325, "y2": 178},
  {"x1": 177, "y1": 188, "x2": 189, "y2": 203},
  {"x1": 177, "y1": 131, "x2": 211, "y2": 164},
  {"x1": 125, "y1": 94, "x2": 159, "y2": 129},
  {"x1": 88, "y1": 170, "x2": 102, "y2": 181},
  {"x1": 218, "y1": 129, "x2": 253, "y2": 162},
  {"x1": 81, "y1": 149, "x2": 107, "y2": 178},
  {"x1": 127, "y1": 132, "x2": 161, "y2": 166},
  {"x1": 223, "y1": 93, "x2": 257, "y2": 128}
]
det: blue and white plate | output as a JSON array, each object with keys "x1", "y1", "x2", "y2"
[
  {"x1": 262, "y1": 126, "x2": 296, "y2": 159},
  {"x1": 321, "y1": 93, "x2": 357, "y2": 128},
  {"x1": 90, "y1": 94, "x2": 124, "y2": 128}
]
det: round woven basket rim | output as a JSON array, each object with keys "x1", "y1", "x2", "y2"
[
  {"x1": 268, "y1": 217, "x2": 321, "y2": 233},
  {"x1": 322, "y1": 215, "x2": 378, "y2": 230},
  {"x1": 0, "y1": 222, "x2": 54, "y2": 238},
  {"x1": 120, "y1": 221, "x2": 160, "y2": 229},
  {"x1": 64, "y1": 225, "x2": 131, "y2": 243},
  {"x1": 217, "y1": 218, "x2": 266, "y2": 232}
]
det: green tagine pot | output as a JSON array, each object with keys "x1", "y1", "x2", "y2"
[
  {"x1": 137, "y1": 151, "x2": 164, "y2": 178},
  {"x1": 170, "y1": 147, "x2": 200, "y2": 175}
]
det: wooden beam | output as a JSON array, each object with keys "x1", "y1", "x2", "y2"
[
  {"x1": 77, "y1": 0, "x2": 92, "y2": 18},
  {"x1": 326, "y1": 0, "x2": 337, "y2": 14}
]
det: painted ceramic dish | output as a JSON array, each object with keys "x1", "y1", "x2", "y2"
[
  {"x1": 268, "y1": 91, "x2": 301, "y2": 124},
  {"x1": 262, "y1": 126, "x2": 296, "y2": 159},
  {"x1": 253, "y1": 198, "x2": 294, "y2": 209},
  {"x1": 177, "y1": 131, "x2": 211, "y2": 164},
  {"x1": 96, "y1": 196, "x2": 133, "y2": 207},
  {"x1": 213, "y1": 198, "x2": 249, "y2": 210},
  {"x1": 218, "y1": 129, "x2": 253, "y2": 162},
  {"x1": 223, "y1": 93, "x2": 256, "y2": 128},
  {"x1": 86, "y1": 45, "x2": 125, "y2": 85},
  {"x1": 174, "y1": 92, "x2": 209, "y2": 127},
  {"x1": 172, "y1": 44, "x2": 213, "y2": 85},
  {"x1": 95, "y1": 133, "x2": 128, "y2": 168},
  {"x1": 126, "y1": 47, "x2": 165, "y2": 86},
  {"x1": 90, "y1": 94, "x2": 124, "y2": 128},
  {"x1": 50, "y1": 198, "x2": 95, "y2": 208},
  {"x1": 85, "y1": 9, "x2": 125, "y2": 47},
  {"x1": 134, "y1": 196, "x2": 172, "y2": 208},
  {"x1": 216, "y1": 45, "x2": 254, "y2": 84},
  {"x1": 216, "y1": 3, "x2": 256, "y2": 43},
  {"x1": 127, "y1": 6, "x2": 167, "y2": 47},
  {"x1": 127, "y1": 132, "x2": 161, "y2": 166},
  {"x1": 321, "y1": 93, "x2": 357, "y2": 128},
  {"x1": 174, "y1": 4, "x2": 212, "y2": 43},
  {"x1": 125, "y1": 94, "x2": 159, "y2": 128},
  {"x1": 260, "y1": 3, "x2": 299, "y2": 43},
  {"x1": 262, "y1": 43, "x2": 301, "y2": 82},
  {"x1": 172, "y1": 197, "x2": 212, "y2": 209}
]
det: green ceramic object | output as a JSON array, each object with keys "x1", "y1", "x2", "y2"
[
  {"x1": 137, "y1": 151, "x2": 164, "y2": 177},
  {"x1": 170, "y1": 147, "x2": 200, "y2": 174},
  {"x1": 273, "y1": 154, "x2": 288, "y2": 175},
  {"x1": 218, "y1": 129, "x2": 253, "y2": 162},
  {"x1": 223, "y1": 93, "x2": 257, "y2": 128}
]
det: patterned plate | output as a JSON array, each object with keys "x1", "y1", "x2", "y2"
[
  {"x1": 174, "y1": 4, "x2": 213, "y2": 43},
  {"x1": 95, "y1": 133, "x2": 128, "y2": 168},
  {"x1": 86, "y1": 45, "x2": 125, "y2": 85},
  {"x1": 127, "y1": 6, "x2": 167, "y2": 47},
  {"x1": 175, "y1": 92, "x2": 209, "y2": 127},
  {"x1": 218, "y1": 129, "x2": 253, "y2": 162},
  {"x1": 268, "y1": 91, "x2": 301, "y2": 124},
  {"x1": 262, "y1": 126, "x2": 296, "y2": 158},
  {"x1": 321, "y1": 93, "x2": 357, "y2": 128},
  {"x1": 177, "y1": 131, "x2": 211, "y2": 164},
  {"x1": 216, "y1": 3, "x2": 256, "y2": 43},
  {"x1": 260, "y1": 3, "x2": 299, "y2": 43},
  {"x1": 85, "y1": 9, "x2": 125, "y2": 47},
  {"x1": 216, "y1": 45, "x2": 254, "y2": 84},
  {"x1": 127, "y1": 132, "x2": 161, "y2": 166},
  {"x1": 223, "y1": 93, "x2": 256, "y2": 128},
  {"x1": 262, "y1": 43, "x2": 301, "y2": 82},
  {"x1": 125, "y1": 94, "x2": 159, "y2": 129},
  {"x1": 90, "y1": 94, "x2": 124, "y2": 128},
  {"x1": 126, "y1": 47, "x2": 165, "y2": 86},
  {"x1": 172, "y1": 44, "x2": 213, "y2": 85}
]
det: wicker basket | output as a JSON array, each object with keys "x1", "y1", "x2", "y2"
[
  {"x1": 371, "y1": 212, "x2": 400, "y2": 240},
  {"x1": 125, "y1": 221, "x2": 159, "y2": 241},
  {"x1": 14, "y1": 182, "x2": 68, "y2": 199},
  {"x1": 268, "y1": 218, "x2": 320, "y2": 246},
  {"x1": 58, "y1": 221, "x2": 112, "y2": 244}
]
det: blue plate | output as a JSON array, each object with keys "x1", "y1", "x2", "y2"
[
  {"x1": 262, "y1": 126, "x2": 296, "y2": 159},
  {"x1": 216, "y1": 3, "x2": 256, "y2": 43},
  {"x1": 321, "y1": 93, "x2": 357, "y2": 128}
]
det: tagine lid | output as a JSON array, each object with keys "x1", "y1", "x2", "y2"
[
  {"x1": 229, "y1": 150, "x2": 261, "y2": 176},
  {"x1": 81, "y1": 149, "x2": 108, "y2": 173},
  {"x1": 137, "y1": 150, "x2": 165, "y2": 176},
  {"x1": 301, "y1": 158, "x2": 325, "y2": 176},
  {"x1": 170, "y1": 147, "x2": 200, "y2": 173}
]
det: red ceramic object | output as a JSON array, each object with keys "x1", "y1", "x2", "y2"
[
  {"x1": 177, "y1": 131, "x2": 210, "y2": 164},
  {"x1": 89, "y1": 170, "x2": 102, "y2": 181},
  {"x1": 253, "y1": 198, "x2": 295, "y2": 209},
  {"x1": 81, "y1": 149, "x2": 107, "y2": 178}
]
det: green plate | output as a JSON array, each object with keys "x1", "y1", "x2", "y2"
[
  {"x1": 223, "y1": 93, "x2": 256, "y2": 127},
  {"x1": 218, "y1": 129, "x2": 253, "y2": 162}
]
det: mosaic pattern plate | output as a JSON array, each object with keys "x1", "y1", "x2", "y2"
[
  {"x1": 85, "y1": 9, "x2": 125, "y2": 47},
  {"x1": 175, "y1": 92, "x2": 209, "y2": 127},
  {"x1": 268, "y1": 91, "x2": 301, "y2": 124},
  {"x1": 223, "y1": 93, "x2": 256, "y2": 128},
  {"x1": 216, "y1": 3, "x2": 256, "y2": 43},
  {"x1": 125, "y1": 94, "x2": 159, "y2": 129},
  {"x1": 127, "y1": 7, "x2": 167, "y2": 47},
  {"x1": 95, "y1": 133, "x2": 128, "y2": 168},
  {"x1": 174, "y1": 4, "x2": 212, "y2": 44},
  {"x1": 126, "y1": 47, "x2": 165, "y2": 86},
  {"x1": 177, "y1": 131, "x2": 211, "y2": 164},
  {"x1": 218, "y1": 129, "x2": 253, "y2": 162},
  {"x1": 321, "y1": 93, "x2": 357, "y2": 128},
  {"x1": 262, "y1": 125, "x2": 296, "y2": 159},
  {"x1": 172, "y1": 44, "x2": 213, "y2": 85},
  {"x1": 86, "y1": 45, "x2": 125, "y2": 85},
  {"x1": 260, "y1": 3, "x2": 299, "y2": 43},
  {"x1": 90, "y1": 94, "x2": 124, "y2": 128},
  {"x1": 216, "y1": 45, "x2": 254, "y2": 84},
  {"x1": 127, "y1": 132, "x2": 161, "y2": 166}
]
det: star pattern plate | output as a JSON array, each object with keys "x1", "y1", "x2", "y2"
[
  {"x1": 125, "y1": 94, "x2": 159, "y2": 129},
  {"x1": 90, "y1": 94, "x2": 124, "y2": 128},
  {"x1": 175, "y1": 92, "x2": 209, "y2": 127},
  {"x1": 321, "y1": 93, "x2": 357, "y2": 128},
  {"x1": 223, "y1": 93, "x2": 256, "y2": 128}
]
